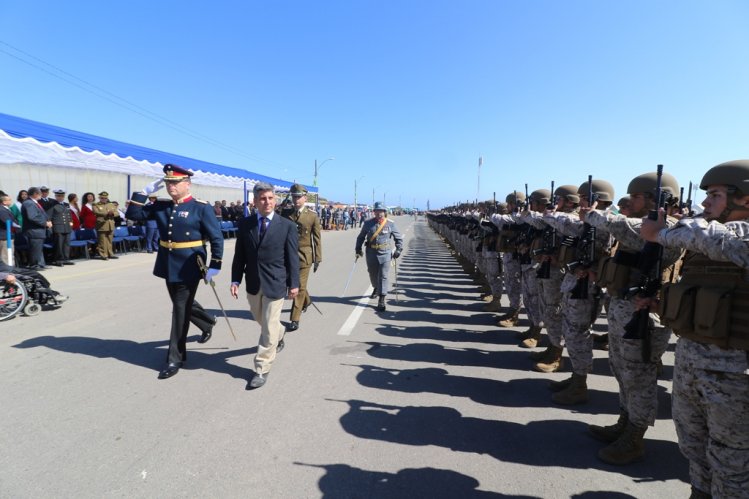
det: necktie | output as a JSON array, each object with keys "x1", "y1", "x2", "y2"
[{"x1": 260, "y1": 217, "x2": 268, "y2": 239}]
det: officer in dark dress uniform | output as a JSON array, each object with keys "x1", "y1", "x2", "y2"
[
  {"x1": 47, "y1": 189, "x2": 75, "y2": 266},
  {"x1": 126, "y1": 164, "x2": 224, "y2": 379}
]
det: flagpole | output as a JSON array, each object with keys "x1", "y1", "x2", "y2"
[{"x1": 477, "y1": 156, "x2": 483, "y2": 202}]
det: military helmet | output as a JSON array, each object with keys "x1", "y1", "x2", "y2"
[
  {"x1": 577, "y1": 179, "x2": 615, "y2": 203},
  {"x1": 495, "y1": 202, "x2": 509, "y2": 214},
  {"x1": 506, "y1": 191, "x2": 526, "y2": 204},
  {"x1": 373, "y1": 201, "x2": 386, "y2": 211},
  {"x1": 529, "y1": 188, "x2": 551, "y2": 205},
  {"x1": 289, "y1": 183, "x2": 308, "y2": 197},
  {"x1": 554, "y1": 185, "x2": 580, "y2": 204},
  {"x1": 699, "y1": 160, "x2": 749, "y2": 194},
  {"x1": 627, "y1": 171, "x2": 680, "y2": 199}
]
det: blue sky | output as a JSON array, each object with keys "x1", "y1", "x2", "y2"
[{"x1": 1, "y1": 1, "x2": 748, "y2": 208}]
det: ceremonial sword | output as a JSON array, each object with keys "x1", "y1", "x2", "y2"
[
  {"x1": 342, "y1": 255, "x2": 360, "y2": 295},
  {"x1": 196, "y1": 255, "x2": 237, "y2": 341}
]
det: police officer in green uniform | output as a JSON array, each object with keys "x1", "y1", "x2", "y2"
[
  {"x1": 93, "y1": 191, "x2": 118, "y2": 260},
  {"x1": 126, "y1": 164, "x2": 223, "y2": 379},
  {"x1": 355, "y1": 201, "x2": 404, "y2": 312},
  {"x1": 280, "y1": 183, "x2": 322, "y2": 331}
]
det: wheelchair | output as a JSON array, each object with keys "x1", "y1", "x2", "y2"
[{"x1": 0, "y1": 269, "x2": 68, "y2": 321}]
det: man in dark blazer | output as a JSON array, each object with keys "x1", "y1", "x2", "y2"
[
  {"x1": 21, "y1": 187, "x2": 52, "y2": 269},
  {"x1": 231, "y1": 182, "x2": 299, "y2": 389}
]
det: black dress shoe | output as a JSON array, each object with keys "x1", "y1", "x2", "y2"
[
  {"x1": 62, "y1": 261, "x2": 75, "y2": 265},
  {"x1": 277, "y1": 339, "x2": 285, "y2": 353},
  {"x1": 370, "y1": 290, "x2": 378, "y2": 299},
  {"x1": 52, "y1": 262, "x2": 64, "y2": 267},
  {"x1": 109, "y1": 255, "x2": 119, "y2": 259},
  {"x1": 286, "y1": 321, "x2": 299, "y2": 332},
  {"x1": 247, "y1": 372, "x2": 268, "y2": 389},
  {"x1": 197, "y1": 326, "x2": 213, "y2": 344},
  {"x1": 377, "y1": 296, "x2": 387, "y2": 312},
  {"x1": 158, "y1": 362, "x2": 182, "y2": 379}
]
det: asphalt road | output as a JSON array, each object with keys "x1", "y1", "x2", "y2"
[{"x1": 0, "y1": 215, "x2": 690, "y2": 498}]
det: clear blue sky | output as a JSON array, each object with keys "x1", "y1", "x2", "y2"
[{"x1": 2, "y1": 1, "x2": 748, "y2": 208}]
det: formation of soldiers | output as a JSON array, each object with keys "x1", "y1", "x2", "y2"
[{"x1": 427, "y1": 160, "x2": 749, "y2": 499}]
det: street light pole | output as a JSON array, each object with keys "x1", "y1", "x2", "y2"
[
  {"x1": 354, "y1": 176, "x2": 365, "y2": 212},
  {"x1": 313, "y1": 157, "x2": 334, "y2": 213}
]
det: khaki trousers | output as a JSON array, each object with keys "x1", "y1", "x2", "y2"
[
  {"x1": 97, "y1": 230, "x2": 114, "y2": 257},
  {"x1": 290, "y1": 264, "x2": 312, "y2": 321},
  {"x1": 246, "y1": 290, "x2": 285, "y2": 374}
]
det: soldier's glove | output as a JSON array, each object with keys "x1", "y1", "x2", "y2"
[
  {"x1": 205, "y1": 268, "x2": 220, "y2": 283},
  {"x1": 356, "y1": 249, "x2": 363, "y2": 258},
  {"x1": 392, "y1": 249, "x2": 401, "y2": 259},
  {"x1": 313, "y1": 262, "x2": 320, "y2": 273},
  {"x1": 142, "y1": 179, "x2": 164, "y2": 195}
]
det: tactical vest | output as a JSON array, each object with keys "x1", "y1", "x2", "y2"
[
  {"x1": 660, "y1": 251, "x2": 749, "y2": 351},
  {"x1": 497, "y1": 225, "x2": 517, "y2": 252}
]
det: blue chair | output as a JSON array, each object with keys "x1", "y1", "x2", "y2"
[
  {"x1": 220, "y1": 221, "x2": 235, "y2": 238},
  {"x1": 126, "y1": 226, "x2": 145, "y2": 251},
  {"x1": 70, "y1": 230, "x2": 92, "y2": 259},
  {"x1": 112, "y1": 226, "x2": 130, "y2": 254}
]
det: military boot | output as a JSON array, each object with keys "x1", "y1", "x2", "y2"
[
  {"x1": 377, "y1": 296, "x2": 386, "y2": 312},
  {"x1": 551, "y1": 373, "x2": 588, "y2": 405},
  {"x1": 519, "y1": 326, "x2": 542, "y2": 348},
  {"x1": 588, "y1": 411, "x2": 629, "y2": 443},
  {"x1": 530, "y1": 345, "x2": 552, "y2": 361},
  {"x1": 548, "y1": 374, "x2": 574, "y2": 392},
  {"x1": 597, "y1": 422, "x2": 647, "y2": 465},
  {"x1": 496, "y1": 308, "x2": 520, "y2": 327},
  {"x1": 533, "y1": 346, "x2": 564, "y2": 373},
  {"x1": 483, "y1": 296, "x2": 503, "y2": 312}
]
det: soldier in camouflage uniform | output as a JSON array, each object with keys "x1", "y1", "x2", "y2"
[
  {"x1": 584, "y1": 170, "x2": 682, "y2": 465},
  {"x1": 495, "y1": 192, "x2": 526, "y2": 327},
  {"x1": 479, "y1": 204, "x2": 506, "y2": 312},
  {"x1": 507, "y1": 189, "x2": 548, "y2": 347},
  {"x1": 543, "y1": 179, "x2": 615, "y2": 405},
  {"x1": 641, "y1": 160, "x2": 749, "y2": 499},
  {"x1": 522, "y1": 185, "x2": 580, "y2": 373},
  {"x1": 356, "y1": 201, "x2": 404, "y2": 312}
]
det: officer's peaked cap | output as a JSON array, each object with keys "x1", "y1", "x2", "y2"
[
  {"x1": 373, "y1": 201, "x2": 386, "y2": 211},
  {"x1": 290, "y1": 183, "x2": 308, "y2": 196},
  {"x1": 163, "y1": 163, "x2": 194, "y2": 181}
]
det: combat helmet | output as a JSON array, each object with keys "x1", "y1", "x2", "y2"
[
  {"x1": 554, "y1": 185, "x2": 580, "y2": 204},
  {"x1": 627, "y1": 171, "x2": 680, "y2": 200},
  {"x1": 529, "y1": 189, "x2": 551, "y2": 206},
  {"x1": 577, "y1": 179, "x2": 615, "y2": 203},
  {"x1": 699, "y1": 160, "x2": 749, "y2": 195},
  {"x1": 506, "y1": 191, "x2": 526, "y2": 205}
]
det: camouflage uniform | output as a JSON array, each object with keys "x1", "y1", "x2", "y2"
[
  {"x1": 491, "y1": 213, "x2": 522, "y2": 311},
  {"x1": 523, "y1": 210, "x2": 564, "y2": 349},
  {"x1": 587, "y1": 210, "x2": 680, "y2": 428},
  {"x1": 657, "y1": 217, "x2": 749, "y2": 498}
]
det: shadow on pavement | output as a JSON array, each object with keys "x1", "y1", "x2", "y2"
[
  {"x1": 294, "y1": 462, "x2": 531, "y2": 499},
  {"x1": 12, "y1": 335, "x2": 256, "y2": 381},
  {"x1": 328, "y1": 398, "x2": 689, "y2": 483}
]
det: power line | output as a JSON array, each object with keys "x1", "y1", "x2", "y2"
[{"x1": 0, "y1": 40, "x2": 296, "y2": 171}]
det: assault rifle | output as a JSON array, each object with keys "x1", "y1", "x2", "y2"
[
  {"x1": 533, "y1": 180, "x2": 556, "y2": 278},
  {"x1": 568, "y1": 175, "x2": 597, "y2": 299},
  {"x1": 623, "y1": 164, "x2": 667, "y2": 362}
]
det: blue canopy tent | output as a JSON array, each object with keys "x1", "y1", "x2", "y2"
[{"x1": 0, "y1": 112, "x2": 316, "y2": 206}]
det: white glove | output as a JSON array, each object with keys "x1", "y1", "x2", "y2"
[
  {"x1": 205, "y1": 268, "x2": 220, "y2": 283},
  {"x1": 142, "y1": 179, "x2": 164, "y2": 195}
]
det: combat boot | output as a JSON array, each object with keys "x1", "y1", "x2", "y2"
[
  {"x1": 548, "y1": 374, "x2": 573, "y2": 392},
  {"x1": 483, "y1": 296, "x2": 503, "y2": 312},
  {"x1": 551, "y1": 373, "x2": 588, "y2": 405},
  {"x1": 519, "y1": 326, "x2": 542, "y2": 348},
  {"x1": 496, "y1": 308, "x2": 520, "y2": 327},
  {"x1": 588, "y1": 411, "x2": 629, "y2": 443},
  {"x1": 597, "y1": 422, "x2": 647, "y2": 465},
  {"x1": 530, "y1": 345, "x2": 552, "y2": 361},
  {"x1": 533, "y1": 346, "x2": 564, "y2": 373}
]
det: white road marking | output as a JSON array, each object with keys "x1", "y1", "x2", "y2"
[{"x1": 337, "y1": 286, "x2": 374, "y2": 336}]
